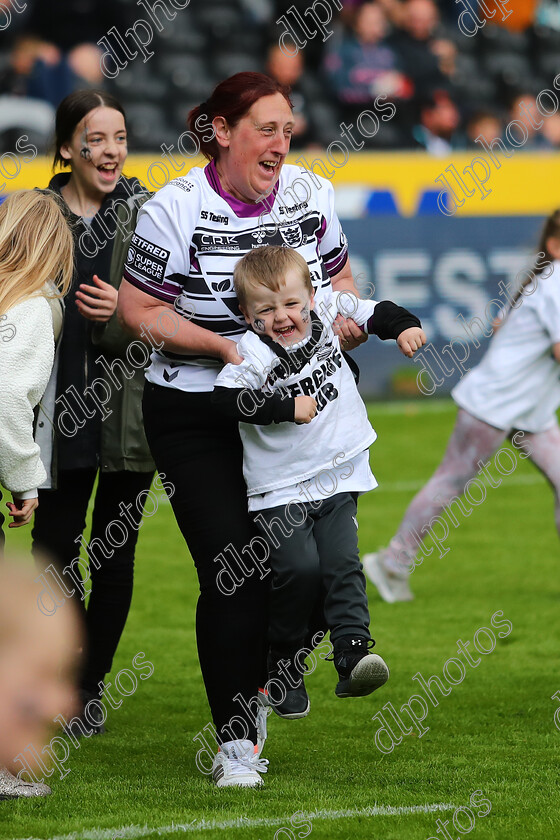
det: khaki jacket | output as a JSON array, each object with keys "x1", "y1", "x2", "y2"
[{"x1": 36, "y1": 189, "x2": 155, "y2": 486}]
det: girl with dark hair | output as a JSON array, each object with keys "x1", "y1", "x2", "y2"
[
  {"x1": 31, "y1": 90, "x2": 154, "y2": 737},
  {"x1": 118, "y1": 71, "x2": 370, "y2": 787},
  {"x1": 365, "y1": 209, "x2": 560, "y2": 603}
]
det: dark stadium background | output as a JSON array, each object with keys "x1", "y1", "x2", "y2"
[{"x1": 1, "y1": 0, "x2": 557, "y2": 395}]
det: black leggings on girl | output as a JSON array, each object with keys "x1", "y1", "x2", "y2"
[{"x1": 142, "y1": 382, "x2": 270, "y2": 744}]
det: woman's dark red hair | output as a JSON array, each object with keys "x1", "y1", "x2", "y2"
[{"x1": 188, "y1": 72, "x2": 293, "y2": 161}]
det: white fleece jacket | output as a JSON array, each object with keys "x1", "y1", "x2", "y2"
[{"x1": 0, "y1": 295, "x2": 55, "y2": 498}]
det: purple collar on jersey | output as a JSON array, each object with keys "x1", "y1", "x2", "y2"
[{"x1": 204, "y1": 159, "x2": 278, "y2": 218}]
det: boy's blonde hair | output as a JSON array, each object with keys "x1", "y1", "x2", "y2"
[
  {"x1": 234, "y1": 246, "x2": 313, "y2": 309},
  {"x1": 0, "y1": 190, "x2": 74, "y2": 317}
]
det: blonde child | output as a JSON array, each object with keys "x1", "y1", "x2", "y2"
[
  {"x1": 0, "y1": 189, "x2": 73, "y2": 799},
  {"x1": 213, "y1": 245, "x2": 425, "y2": 724},
  {"x1": 0, "y1": 189, "x2": 73, "y2": 544}
]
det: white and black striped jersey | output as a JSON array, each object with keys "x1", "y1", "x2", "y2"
[{"x1": 123, "y1": 160, "x2": 349, "y2": 392}]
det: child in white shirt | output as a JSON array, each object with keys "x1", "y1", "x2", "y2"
[{"x1": 213, "y1": 246, "x2": 425, "y2": 717}]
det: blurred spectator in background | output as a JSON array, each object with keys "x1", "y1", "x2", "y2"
[
  {"x1": 412, "y1": 89, "x2": 463, "y2": 154},
  {"x1": 0, "y1": 36, "x2": 57, "y2": 152},
  {"x1": 267, "y1": 44, "x2": 329, "y2": 148},
  {"x1": 339, "y1": 0, "x2": 368, "y2": 26},
  {"x1": 390, "y1": 0, "x2": 456, "y2": 97},
  {"x1": 510, "y1": 93, "x2": 550, "y2": 149},
  {"x1": 274, "y1": 0, "x2": 328, "y2": 64},
  {"x1": 323, "y1": 1, "x2": 411, "y2": 125},
  {"x1": 10, "y1": 0, "x2": 129, "y2": 107},
  {"x1": 0, "y1": 0, "x2": 130, "y2": 153},
  {"x1": 466, "y1": 110, "x2": 503, "y2": 149},
  {"x1": 339, "y1": 0, "x2": 407, "y2": 28},
  {"x1": 241, "y1": 0, "x2": 274, "y2": 25},
  {"x1": 536, "y1": 0, "x2": 560, "y2": 29},
  {"x1": 0, "y1": 36, "x2": 59, "y2": 99},
  {"x1": 482, "y1": 0, "x2": 538, "y2": 31},
  {"x1": 430, "y1": 34, "x2": 456, "y2": 78},
  {"x1": 542, "y1": 112, "x2": 560, "y2": 149}
]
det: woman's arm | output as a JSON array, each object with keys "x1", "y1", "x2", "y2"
[
  {"x1": 330, "y1": 259, "x2": 361, "y2": 298},
  {"x1": 118, "y1": 183, "x2": 244, "y2": 365},
  {"x1": 117, "y1": 279, "x2": 242, "y2": 365},
  {"x1": 330, "y1": 261, "x2": 368, "y2": 350}
]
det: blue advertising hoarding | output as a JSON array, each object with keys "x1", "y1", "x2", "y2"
[{"x1": 346, "y1": 215, "x2": 546, "y2": 397}]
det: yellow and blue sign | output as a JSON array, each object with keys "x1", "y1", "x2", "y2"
[
  {"x1": 3, "y1": 151, "x2": 554, "y2": 395},
  {"x1": 3, "y1": 151, "x2": 558, "y2": 217}
]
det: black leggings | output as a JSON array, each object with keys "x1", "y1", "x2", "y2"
[
  {"x1": 32, "y1": 468, "x2": 154, "y2": 693},
  {"x1": 142, "y1": 382, "x2": 270, "y2": 743}
]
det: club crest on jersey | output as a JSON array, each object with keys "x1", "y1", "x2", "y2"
[
  {"x1": 280, "y1": 224, "x2": 303, "y2": 248},
  {"x1": 315, "y1": 341, "x2": 333, "y2": 361}
]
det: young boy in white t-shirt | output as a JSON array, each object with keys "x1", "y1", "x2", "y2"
[{"x1": 212, "y1": 246, "x2": 425, "y2": 718}]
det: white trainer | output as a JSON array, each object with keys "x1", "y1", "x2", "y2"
[
  {"x1": 363, "y1": 552, "x2": 414, "y2": 603},
  {"x1": 212, "y1": 739, "x2": 268, "y2": 788},
  {"x1": 0, "y1": 767, "x2": 52, "y2": 799}
]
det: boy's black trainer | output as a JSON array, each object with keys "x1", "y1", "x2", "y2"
[
  {"x1": 267, "y1": 648, "x2": 310, "y2": 719},
  {"x1": 333, "y1": 636, "x2": 390, "y2": 698}
]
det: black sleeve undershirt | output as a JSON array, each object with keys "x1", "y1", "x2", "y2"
[
  {"x1": 366, "y1": 301, "x2": 422, "y2": 340},
  {"x1": 212, "y1": 386, "x2": 295, "y2": 425},
  {"x1": 212, "y1": 302, "x2": 420, "y2": 423}
]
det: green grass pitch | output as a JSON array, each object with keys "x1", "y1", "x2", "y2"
[{"x1": 1, "y1": 399, "x2": 558, "y2": 840}]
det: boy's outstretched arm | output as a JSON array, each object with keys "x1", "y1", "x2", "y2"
[
  {"x1": 364, "y1": 300, "x2": 422, "y2": 341},
  {"x1": 212, "y1": 388, "x2": 317, "y2": 425},
  {"x1": 212, "y1": 385, "x2": 295, "y2": 425},
  {"x1": 345, "y1": 296, "x2": 426, "y2": 356}
]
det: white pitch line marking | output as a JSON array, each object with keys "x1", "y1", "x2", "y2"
[
  {"x1": 377, "y1": 472, "x2": 545, "y2": 493},
  {"x1": 368, "y1": 399, "x2": 455, "y2": 416},
  {"x1": 162, "y1": 466, "x2": 544, "y2": 504},
  {"x1": 13, "y1": 803, "x2": 456, "y2": 840},
  {"x1": 160, "y1": 471, "x2": 544, "y2": 503}
]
